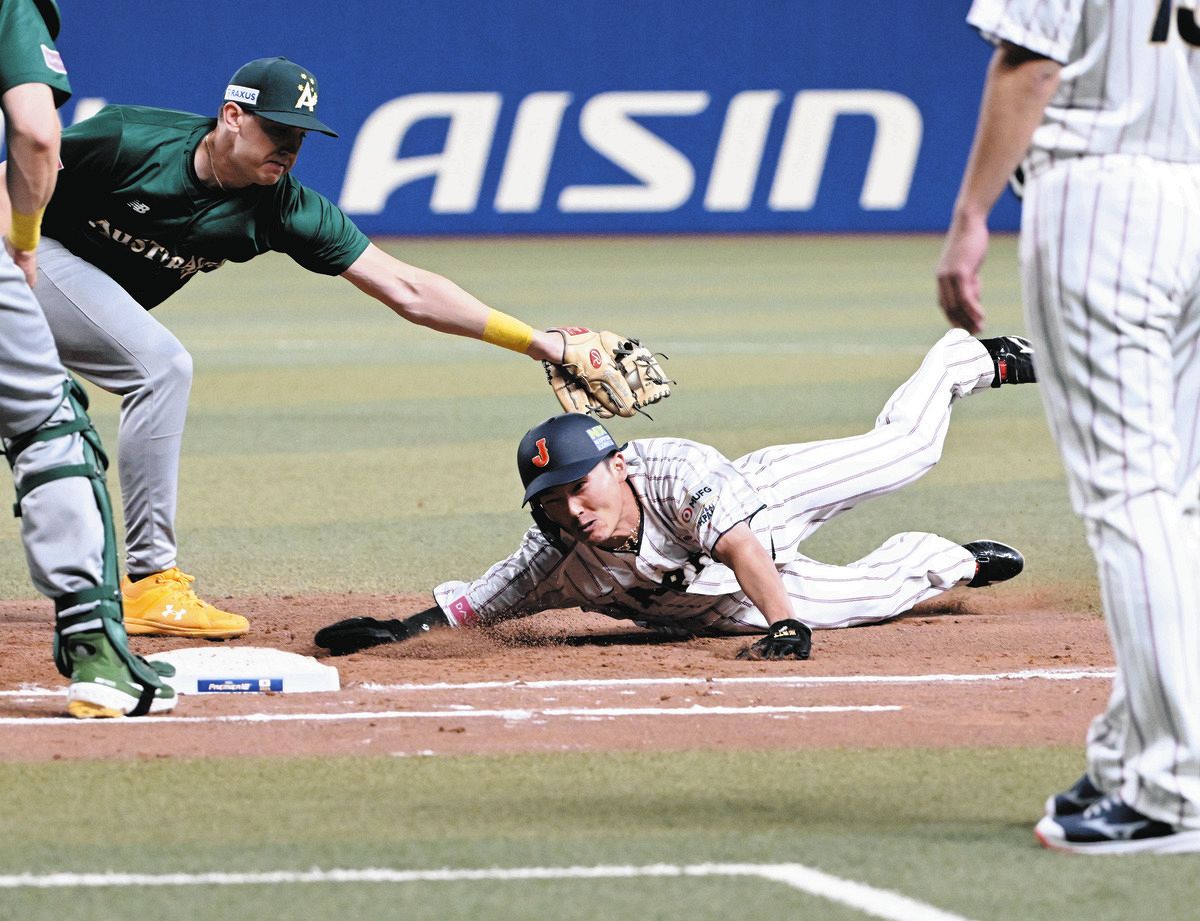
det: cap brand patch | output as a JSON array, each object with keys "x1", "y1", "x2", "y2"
[
  {"x1": 224, "y1": 84, "x2": 260, "y2": 104},
  {"x1": 586, "y1": 426, "x2": 616, "y2": 451}
]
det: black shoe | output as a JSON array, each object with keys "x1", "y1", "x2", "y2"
[
  {"x1": 980, "y1": 335, "x2": 1036, "y2": 387},
  {"x1": 1035, "y1": 795, "x2": 1200, "y2": 854},
  {"x1": 1045, "y1": 773, "x2": 1105, "y2": 818},
  {"x1": 962, "y1": 540, "x2": 1024, "y2": 587}
]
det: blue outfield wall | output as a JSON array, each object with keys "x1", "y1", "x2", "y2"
[{"x1": 47, "y1": 0, "x2": 1020, "y2": 235}]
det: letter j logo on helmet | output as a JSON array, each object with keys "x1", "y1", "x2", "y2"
[{"x1": 531, "y1": 437, "x2": 550, "y2": 468}]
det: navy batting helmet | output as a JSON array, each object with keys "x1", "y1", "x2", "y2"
[{"x1": 517, "y1": 413, "x2": 625, "y2": 505}]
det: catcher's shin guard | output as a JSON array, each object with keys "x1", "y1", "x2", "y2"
[{"x1": 3, "y1": 380, "x2": 170, "y2": 716}]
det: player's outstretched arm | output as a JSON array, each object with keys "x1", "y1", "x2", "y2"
[
  {"x1": 715, "y1": 522, "x2": 811, "y2": 660},
  {"x1": 340, "y1": 242, "x2": 565, "y2": 361},
  {"x1": 340, "y1": 244, "x2": 671, "y2": 418},
  {"x1": 937, "y1": 42, "x2": 1060, "y2": 335},
  {"x1": 314, "y1": 605, "x2": 451, "y2": 656}
]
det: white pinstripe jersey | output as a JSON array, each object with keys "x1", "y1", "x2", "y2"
[
  {"x1": 968, "y1": 0, "x2": 1200, "y2": 167},
  {"x1": 433, "y1": 437, "x2": 805, "y2": 636}
]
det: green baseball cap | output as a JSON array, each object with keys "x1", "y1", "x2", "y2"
[{"x1": 223, "y1": 56, "x2": 337, "y2": 137}]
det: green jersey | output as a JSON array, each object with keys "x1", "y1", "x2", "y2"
[
  {"x1": 0, "y1": 0, "x2": 71, "y2": 107},
  {"x1": 41, "y1": 105, "x2": 370, "y2": 309}
]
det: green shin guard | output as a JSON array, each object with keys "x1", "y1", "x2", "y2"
[
  {"x1": 53, "y1": 595, "x2": 173, "y2": 717},
  {"x1": 6, "y1": 381, "x2": 172, "y2": 716}
]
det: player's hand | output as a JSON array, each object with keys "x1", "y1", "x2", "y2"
[
  {"x1": 4, "y1": 238, "x2": 38, "y2": 288},
  {"x1": 736, "y1": 619, "x2": 812, "y2": 661},
  {"x1": 936, "y1": 213, "x2": 989, "y2": 335},
  {"x1": 314, "y1": 606, "x2": 448, "y2": 656}
]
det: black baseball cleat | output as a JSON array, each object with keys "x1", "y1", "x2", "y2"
[
  {"x1": 1035, "y1": 795, "x2": 1200, "y2": 855},
  {"x1": 980, "y1": 335, "x2": 1037, "y2": 387},
  {"x1": 962, "y1": 540, "x2": 1024, "y2": 587},
  {"x1": 1045, "y1": 773, "x2": 1105, "y2": 818}
]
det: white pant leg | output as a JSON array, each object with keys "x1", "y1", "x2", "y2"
[
  {"x1": 1022, "y1": 156, "x2": 1200, "y2": 826},
  {"x1": 33, "y1": 238, "x2": 192, "y2": 575},
  {"x1": 738, "y1": 329, "x2": 995, "y2": 543},
  {"x1": 777, "y1": 532, "x2": 976, "y2": 629}
]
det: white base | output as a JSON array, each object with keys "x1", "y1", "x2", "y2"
[{"x1": 146, "y1": 646, "x2": 340, "y2": 694}]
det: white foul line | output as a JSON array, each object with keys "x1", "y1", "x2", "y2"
[
  {"x1": 0, "y1": 862, "x2": 975, "y2": 921},
  {"x1": 0, "y1": 667, "x2": 1113, "y2": 700},
  {"x1": 359, "y1": 666, "x2": 1115, "y2": 694},
  {"x1": 0, "y1": 703, "x2": 900, "y2": 727}
]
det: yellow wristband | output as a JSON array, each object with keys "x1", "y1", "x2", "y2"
[
  {"x1": 481, "y1": 308, "x2": 536, "y2": 354},
  {"x1": 7, "y1": 209, "x2": 44, "y2": 253}
]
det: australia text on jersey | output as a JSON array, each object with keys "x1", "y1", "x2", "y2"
[{"x1": 87, "y1": 218, "x2": 225, "y2": 279}]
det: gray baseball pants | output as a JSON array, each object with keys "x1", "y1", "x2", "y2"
[
  {"x1": 34, "y1": 237, "x2": 191, "y2": 575},
  {"x1": 1, "y1": 245, "x2": 105, "y2": 602}
]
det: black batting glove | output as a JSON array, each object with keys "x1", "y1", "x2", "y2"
[
  {"x1": 736, "y1": 618, "x2": 813, "y2": 661},
  {"x1": 314, "y1": 606, "x2": 448, "y2": 656}
]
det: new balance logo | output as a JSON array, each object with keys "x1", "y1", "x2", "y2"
[{"x1": 127, "y1": 200, "x2": 150, "y2": 214}]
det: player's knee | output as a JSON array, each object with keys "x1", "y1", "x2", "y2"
[
  {"x1": 147, "y1": 343, "x2": 194, "y2": 395},
  {"x1": 902, "y1": 434, "x2": 944, "y2": 471}
]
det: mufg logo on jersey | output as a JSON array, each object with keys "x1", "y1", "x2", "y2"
[{"x1": 338, "y1": 89, "x2": 922, "y2": 217}]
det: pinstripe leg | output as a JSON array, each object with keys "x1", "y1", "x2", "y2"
[
  {"x1": 776, "y1": 532, "x2": 976, "y2": 629},
  {"x1": 737, "y1": 329, "x2": 996, "y2": 543},
  {"x1": 1024, "y1": 158, "x2": 1200, "y2": 826}
]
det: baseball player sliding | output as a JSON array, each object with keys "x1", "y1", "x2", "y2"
[
  {"x1": 0, "y1": 56, "x2": 663, "y2": 643},
  {"x1": 316, "y1": 329, "x2": 1032, "y2": 659}
]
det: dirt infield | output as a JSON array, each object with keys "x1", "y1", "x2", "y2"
[{"x1": 0, "y1": 592, "x2": 1114, "y2": 761}]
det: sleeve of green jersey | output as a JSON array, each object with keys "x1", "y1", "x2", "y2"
[
  {"x1": 0, "y1": 0, "x2": 71, "y2": 105},
  {"x1": 274, "y1": 182, "x2": 371, "y2": 276},
  {"x1": 58, "y1": 105, "x2": 124, "y2": 177}
]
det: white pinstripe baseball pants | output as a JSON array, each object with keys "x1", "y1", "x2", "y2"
[{"x1": 1022, "y1": 154, "x2": 1200, "y2": 827}]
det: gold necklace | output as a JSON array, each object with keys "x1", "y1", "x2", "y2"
[
  {"x1": 612, "y1": 531, "x2": 639, "y2": 553},
  {"x1": 203, "y1": 133, "x2": 226, "y2": 192},
  {"x1": 610, "y1": 508, "x2": 642, "y2": 553}
]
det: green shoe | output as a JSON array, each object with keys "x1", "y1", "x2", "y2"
[{"x1": 64, "y1": 631, "x2": 177, "y2": 718}]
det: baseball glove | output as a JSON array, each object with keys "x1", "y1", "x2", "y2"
[
  {"x1": 314, "y1": 606, "x2": 448, "y2": 656},
  {"x1": 735, "y1": 619, "x2": 813, "y2": 661},
  {"x1": 545, "y1": 328, "x2": 672, "y2": 418}
]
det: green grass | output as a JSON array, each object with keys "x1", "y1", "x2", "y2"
[
  {"x1": 0, "y1": 234, "x2": 1094, "y2": 601},
  {"x1": 0, "y1": 237, "x2": 1180, "y2": 920},
  {"x1": 2, "y1": 749, "x2": 1198, "y2": 921}
]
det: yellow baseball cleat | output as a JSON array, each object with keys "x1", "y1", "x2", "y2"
[{"x1": 121, "y1": 568, "x2": 249, "y2": 638}]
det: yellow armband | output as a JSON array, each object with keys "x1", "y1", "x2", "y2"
[
  {"x1": 7, "y1": 209, "x2": 44, "y2": 253},
  {"x1": 481, "y1": 308, "x2": 535, "y2": 354}
]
